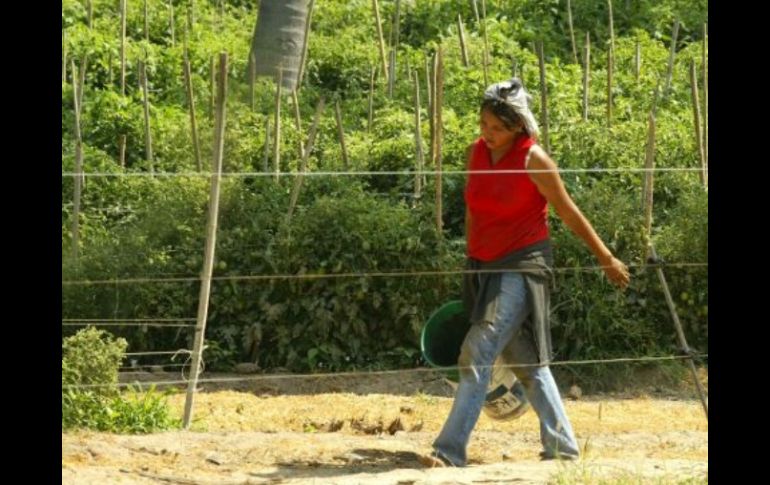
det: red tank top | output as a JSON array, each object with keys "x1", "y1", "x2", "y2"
[{"x1": 464, "y1": 135, "x2": 549, "y2": 261}]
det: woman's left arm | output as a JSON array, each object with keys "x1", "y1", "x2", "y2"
[{"x1": 526, "y1": 145, "x2": 630, "y2": 289}]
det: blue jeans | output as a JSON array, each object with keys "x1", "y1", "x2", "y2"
[{"x1": 432, "y1": 272, "x2": 579, "y2": 466}]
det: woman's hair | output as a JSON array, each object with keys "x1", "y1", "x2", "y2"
[{"x1": 480, "y1": 98, "x2": 523, "y2": 131}]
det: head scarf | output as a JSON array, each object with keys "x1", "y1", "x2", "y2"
[{"x1": 483, "y1": 78, "x2": 540, "y2": 138}]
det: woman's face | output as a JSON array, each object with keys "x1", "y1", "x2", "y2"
[{"x1": 479, "y1": 109, "x2": 520, "y2": 152}]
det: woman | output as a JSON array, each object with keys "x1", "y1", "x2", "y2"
[{"x1": 421, "y1": 79, "x2": 630, "y2": 467}]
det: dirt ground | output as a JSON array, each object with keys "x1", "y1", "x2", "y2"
[{"x1": 62, "y1": 369, "x2": 708, "y2": 484}]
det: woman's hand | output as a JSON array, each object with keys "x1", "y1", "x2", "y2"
[{"x1": 599, "y1": 255, "x2": 630, "y2": 289}]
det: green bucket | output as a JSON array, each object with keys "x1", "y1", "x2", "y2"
[
  {"x1": 420, "y1": 300, "x2": 470, "y2": 383},
  {"x1": 421, "y1": 299, "x2": 531, "y2": 421}
]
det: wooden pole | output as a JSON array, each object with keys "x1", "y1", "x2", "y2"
[
  {"x1": 689, "y1": 59, "x2": 707, "y2": 189},
  {"x1": 120, "y1": 0, "x2": 127, "y2": 96},
  {"x1": 183, "y1": 48, "x2": 202, "y2": 171},
  {"x1": 71, "y1": 60, "x2": 83, "y2": 261},
  {"x1": 187, "y1": 1, "x2": 194, "y2": 33},
  {"x1": 144, "y1": 0, "x2": 149, "y2": 42},
  {"x1": 209, "y1": 56, "x2": 216, "y2": 120},
  {"x1": 87, "y1": 0, "x2": 93, "y2": 29},
  {"x1": 425, "y1": 54, "x2": 433, "y2": 111},
  {"x1": 430, "y1": 52, "x2": 437, "y2": 169},
  {"x1": 702, "y1": 23, "x2": 708, "y2": 168},
  {"x1": 368, "y1": 65, "x2": 375, "y2": 133},
  {"x1": 642, "y1": 110, "x2": 656, "y2": 238},
  {"x1": 640, "y1": 89, "x2": 658, "y2": 249},
  {"x1": 567, "y1": 0, "x2": 578, "y2": 65},
  {"x1": 288, "y1": 97, "x2": 326, "y2": 220},
  {"x1": 607, "y1": 44, "x2": 613, "y2": 128},
  {"x1": 641, "y1": 101, "x2": 708, "y2": 420},
  {"x1": 427, "y1": 54, "x2": 434, "y2": 168},
  {"x1": 388, "y1": 48, "x2": 396, "y2": 98},
  {"x1": 78, "y1": 53, "x2": 88, "y2": 109},
  {"x1": 582, "y1": 32, "x2": 590, "y2": 121},
  {"x1": 263, "y1": 116, "x2": 270, "y2": 173},
  {"x1": 62, "y1": 30, "x2": 68, "y2": 83},
  {"x1": 458, "y1": 14, "x2": 469, "y2": 67},
  {"x1": 297, "y1": 0, "x2": 316, "y2": 90},
  {"x1": 249, "y1": 50, "x2": 256, "y2": 111},
  {"x1": 389, "y1": 0, "x2": 401, "y2": 96},
  {"x1": 633, "y1": 40, "x2": 641, "y2": 82},
  {"x1": 650, "y1": 248, "x2": 709, "y2": 420},
  {"x1": 292, "y1": 90, "x2": 304, "y2": 161},
  {"x1": 480, "y1": 0, "x2": 490, "y2": 86},
  {"x1": 108, "y1": 49, "x2": 114, "y2": 87},
  {"x1": 607, "y1": 0, "x2": 615, "y2": 53},
  {"x1": 435, "y1": 46, "x2": 444, "y2": 235},
  {"x1": 273, "y1": 69, "x2": 283, "y2": 182},
  {"x1": 413, "y1": 70, "x2": 424, "y2": 205},
  {"x1": 394, "y1": 0, "x2": 402, "y2": 48},
  {"x1": 334, "y1": 100, "x2": 349, "y2": 170},
  {"x1": 139, "y1": 60, "x2": 154, "y2": 172},
  {"x1": 537, "y1": 41, "x2": 550, "y2": 152},
  {"x1": 372, "y1": 0, "x2": 389, "y2": 85},
  {"x1": 169, "y1": 1, "x2": 176, "y2": 46},
  {"x1": 643, "y1": 82, "x2": 708, "y2": 420},
  {"x1": 183, "y1": 52, "x2": 229, "y2": 430},
  {"x1": 119, "y1": 134, "x2": 127, "y2": 168},
  {"x1": 664, "y1": 19, "x2": 679, "y2": 96},
  {"x1": 471, "y1": 0, "x2": 480, "y2": 26}
]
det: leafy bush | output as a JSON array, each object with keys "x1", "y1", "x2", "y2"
[{"x1": 62, "y1": 327, "x2": 178, "y2": 432}]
